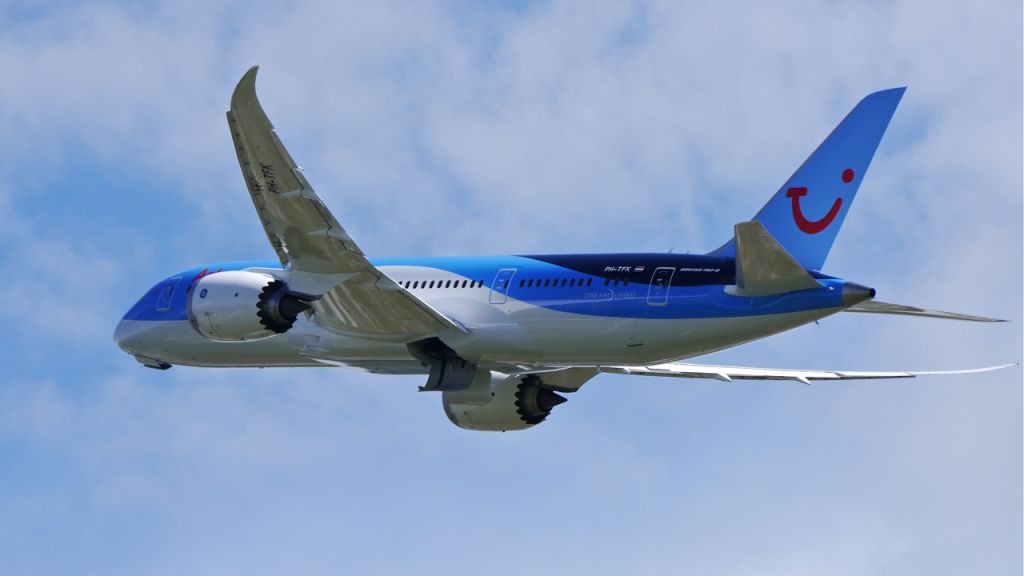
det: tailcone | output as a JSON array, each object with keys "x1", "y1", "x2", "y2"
[{"x1": 841, "y1": 282, "x2": 876, "y2": 306}]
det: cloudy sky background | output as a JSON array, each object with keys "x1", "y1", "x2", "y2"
[{"x1": 0, "y1": 1, "x2": 1020, "y2": 574}]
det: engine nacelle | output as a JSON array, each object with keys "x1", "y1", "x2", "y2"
[
  {"x1": 442, "y1": 372, "x2": 567, "y2": 431},
  {"x1": 188, "y1": 271, "x2": 310, "y2": 342}
]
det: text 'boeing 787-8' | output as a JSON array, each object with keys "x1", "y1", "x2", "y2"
[{"x1": 115, "y1": 67, "x2": 1011, "y2": 431}]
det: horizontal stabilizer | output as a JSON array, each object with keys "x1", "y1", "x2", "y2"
[
  {"x1": 600, "y1": 362, "x2": 1015, "y2": 385},
  {"x1": 730, "y1": 221, "x2": 821, "y2": 297},
  {"x1": 845, "y1": 300, "x2": 1007, "y2": 322}
]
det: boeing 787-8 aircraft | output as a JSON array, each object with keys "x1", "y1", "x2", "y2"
[{"x1": 115, "y1": 67, "x2": 1009, "y2": 431}]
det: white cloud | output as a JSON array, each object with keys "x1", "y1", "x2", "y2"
[{"x1": 0, "y1": 0, "x2": 1018, "y2": 574}]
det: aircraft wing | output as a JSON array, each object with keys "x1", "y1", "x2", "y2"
[
  {"x1": 227, "y1": 66, "x2": 462, "y2": 338},
  {"x1": 599, "y1": 362, "x2": 1014, "y2": 384}
]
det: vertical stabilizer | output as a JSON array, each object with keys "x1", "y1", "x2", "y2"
[{"x1": 711, "y1": 88, "x2": 905, "y2": 270}]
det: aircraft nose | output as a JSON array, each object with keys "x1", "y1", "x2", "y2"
[
  {"x1": 114, "y1": 317, "x2": 140, "y2": 354},
  {"x1": 841, "y1": 282, "x2": 876, "y2": 306},
  {"x1": 114, "y1": 318, "x2": 129, "y2": 351}
]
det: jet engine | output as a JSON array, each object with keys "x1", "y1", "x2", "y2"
[
  {"x1": 187, "y1": 271, "x2": 312, "y2": 341},
  {"x1": 442, "y1": 373, "x2": 568, "y2": 431}
]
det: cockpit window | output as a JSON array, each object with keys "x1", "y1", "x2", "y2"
[{"x1": 155, "y1": 276, "x2": 182, "y2": 311}]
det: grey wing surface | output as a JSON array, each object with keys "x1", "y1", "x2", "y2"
[
  {"x1": 227, "y1": 66, "x2": 461, "y2": 339},
  {"x1": 599, "y1": 362, "x2": 1014, "y2": 384}
]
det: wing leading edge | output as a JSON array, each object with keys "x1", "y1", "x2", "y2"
[{"x1": 227, "y1": 66, "x2": 463, "y2": 338}]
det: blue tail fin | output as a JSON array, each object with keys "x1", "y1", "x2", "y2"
[{"x1": 710, "y1": 88, "x2": 905, "y2": 270}]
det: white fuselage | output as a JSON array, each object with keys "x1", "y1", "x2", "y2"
[{"x1": 116, "y1": 262, "x2": 846, "y2": 373}]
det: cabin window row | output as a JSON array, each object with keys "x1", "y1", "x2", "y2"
[
  {"x1": 517, "y1": 277, "x2": 596, "y2": 288},
  {"x1": 402, "y1": 279, "x2": 485, "y2": 290},
  {"x1": 400, "y1": 276, "x2": 633, "y2": 291}
]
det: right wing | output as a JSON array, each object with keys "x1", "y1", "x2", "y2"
[
  {"x1": 600, "y1": 362, "x2": 1014, "y2": 385},
  {"x1": 844, "y1": 300, "x2": 1006, "y2": 322},
  {"x1": 228, "y1": 66, "x2": 463, "y2": 338}
]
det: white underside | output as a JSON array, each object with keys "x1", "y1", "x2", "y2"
[{"x1": 116, "y1": 304, "x2": 841, "y2": 373}]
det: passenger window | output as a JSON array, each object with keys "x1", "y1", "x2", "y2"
[
  {"x1": 603, "y1": 278, "x2": 609, "y2": 286},
  {"x1": 519, "y1": 279, "x2": 525, "y2": 288},
  {"x1": 587, "y1": 278, "x2": 593, "y2": 287},
  {"x1": 445, "y1": 280, "x2": 451, "y2": 288},
  {"x1": 560, "y1": 279, "x2": 567, "y2": 287},
  {"x1": 429, "y1": 281, "x2": 435, "y2": 288},
  {"x1": 527, "y1": 279, "x2": 534, "y2": 288},
  {"x1": 543, "y1": 279, "x2": 550, "y2": 287}
]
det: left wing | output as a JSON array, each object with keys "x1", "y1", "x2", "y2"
[
  {"x1": 228, "y1": 66, "x2": 463, "y2": 339},
  {"x1": 599, "y1": 362, "x2": 1014, "y2": 385}
]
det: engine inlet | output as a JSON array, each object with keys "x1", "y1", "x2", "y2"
[
  {"x1": 514, "y1": 375, "x2": 567, "y2": 425},
  {"x1": 256, "y1": 280, "x2": 311, "y2": 333}
]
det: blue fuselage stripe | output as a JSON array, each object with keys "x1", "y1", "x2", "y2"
[{"x1": 123, "y1": 254, "x2": 846, "y2": 322}]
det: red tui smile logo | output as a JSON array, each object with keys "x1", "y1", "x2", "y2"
[
  {"x1": 786, "y1": 168, "x2": 854, "y2": 234},
  {"x1": 786, "y1": 187, "x2": 841, "y2": 234}
]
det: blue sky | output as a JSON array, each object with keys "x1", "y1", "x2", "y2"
[{"x1": 0, "y1": 1, "x2": 1020, "y2": 574}]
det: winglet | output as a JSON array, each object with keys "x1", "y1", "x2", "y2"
[
  {"x1": 729, "y1": 221, "x2": 822, "y2": 297},
  {"x1": 231, "y1": 66, "x2": 260, "y2": 111}
]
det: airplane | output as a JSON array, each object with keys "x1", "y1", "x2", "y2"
[{"x1": 114, "y1": 67, "x2": 1011, "y2": 431}]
